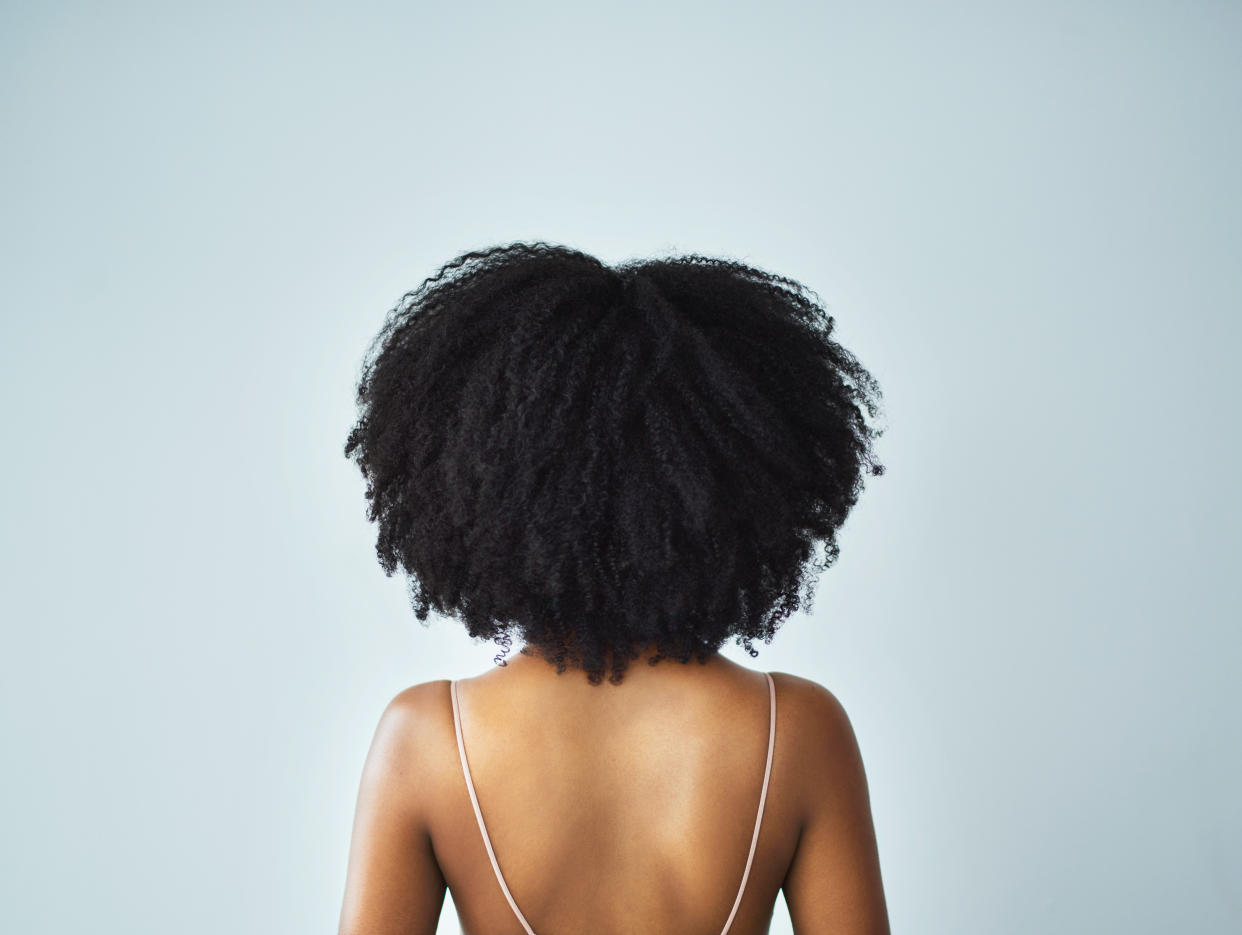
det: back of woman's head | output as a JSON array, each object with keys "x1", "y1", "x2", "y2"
[{"x1": 344, "y1": 242, "x2": 885, "y2": 684}]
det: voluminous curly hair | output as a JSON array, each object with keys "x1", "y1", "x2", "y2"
[{"x1": 344, "y1": 242, "x2": 885, "y2": 684}]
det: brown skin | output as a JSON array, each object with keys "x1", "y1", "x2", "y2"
[{"x1": 338, "y1": 644, "x2": 890, "y2": 935}]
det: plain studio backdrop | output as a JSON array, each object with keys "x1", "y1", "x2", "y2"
[{"x1": 2, "y1": 2, "x2": 1239, "y2": 933}]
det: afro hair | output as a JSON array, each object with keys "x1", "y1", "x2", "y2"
[{"x1": 344, "y1": 242, "x2": 885, "y2": 684}]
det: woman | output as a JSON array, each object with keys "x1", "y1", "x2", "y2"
[{"x1": 338, "y1": 243, "x2": 891, "y2": 935}]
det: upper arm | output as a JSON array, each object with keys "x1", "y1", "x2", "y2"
[
  {"x1": 780, "y1": 678, "x2": 890, "y2": 935},
  {"x1": 338, "y1": 682, "x2": 448, "y2": 935}
]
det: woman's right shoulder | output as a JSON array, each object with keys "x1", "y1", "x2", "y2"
[
  {"x1": 769, "y1": 670, "x2": 854, "y2": 723},
  {"x1": 768, "y1": 671, "x2": 868, "y2": 790},
  {"x1": 768, "y1": 671, "x2": 891, "y2": 932}
]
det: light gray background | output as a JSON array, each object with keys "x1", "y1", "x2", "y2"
[{"x1": 3, "y1": 2, "x2": 1239, "y2": 933}]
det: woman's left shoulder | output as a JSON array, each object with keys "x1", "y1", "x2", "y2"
[{"x1": 378, "y1": 679, "x2": 455, "y2": 749}]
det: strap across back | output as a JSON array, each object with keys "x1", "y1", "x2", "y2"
[{"x1": 449, "y1": 671, "x2": 777, "y2": 935}]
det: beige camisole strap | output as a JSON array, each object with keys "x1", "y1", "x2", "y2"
[{"x1": 450, "y1": 671, "x2": 777, "y2": 935}]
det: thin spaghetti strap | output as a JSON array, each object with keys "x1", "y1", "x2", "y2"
[
  {"x1": 450, "y1": 679, "x2": 540, "y2": 935},
  {"x1": 717, "y1": 671, "x2": 777, "y2": 935}
]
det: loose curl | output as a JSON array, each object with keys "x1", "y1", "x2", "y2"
[{"x1": 344, "y1": 242, "x2": 885, "y2": 684}]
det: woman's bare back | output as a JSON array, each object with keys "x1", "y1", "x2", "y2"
[{"x1": 338, "y1": 648, "x2": 890, "y2": 935}]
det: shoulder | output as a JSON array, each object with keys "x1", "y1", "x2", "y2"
[
  {"x1": 770, "y1": 672, "x2": 891, "y2": 929},
  {"x1": 768, "y1": 672, "x2": 869, "y2": 815},
  {"x1": 769, "y1": 671, "x2": 857, "y2": 732},
  {"x1": 383, "y1": 678, "x2": 454, "y2": 725},
  {"x1": 371, "y1": 679, "x2": 456, "y2": 765},
  {"x1": 355, "y1": 680, "x2": 457, "y2": 822}
]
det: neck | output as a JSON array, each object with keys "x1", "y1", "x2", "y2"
[{"x1": 511, "y1": 639, "x2": 726, "y2": 682}]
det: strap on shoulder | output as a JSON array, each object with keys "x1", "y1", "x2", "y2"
[{"x1": 717, "y1": 670, "x2": 777, "y2": 935}]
